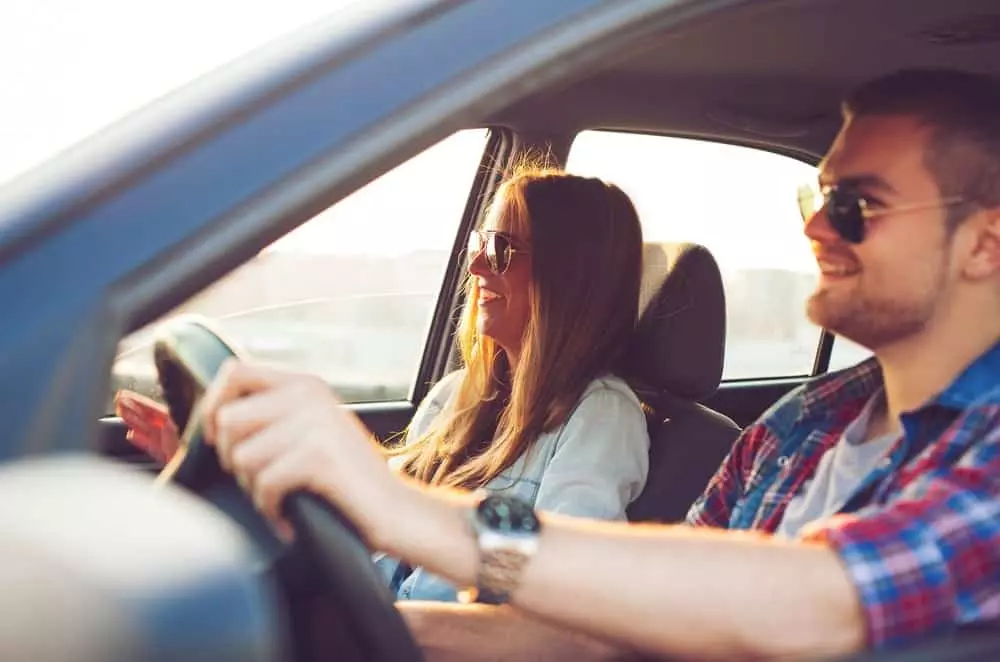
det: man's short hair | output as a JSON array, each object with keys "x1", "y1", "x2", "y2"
[{"x1": 844, "y1": 69, "x2": 1000, "y2": 228}]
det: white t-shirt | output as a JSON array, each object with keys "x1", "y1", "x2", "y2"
[{"x1": 776, "y1": 390, "x2": 896, "y2": 539}]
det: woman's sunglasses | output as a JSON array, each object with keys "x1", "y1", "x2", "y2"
[
  {"x1": 467, "y1": 230, "x2": 528, "y2": 275},
  {"x1": 797, "y1": 182, "x2": 966, "y2": 244}
]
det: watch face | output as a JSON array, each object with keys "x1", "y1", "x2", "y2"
[{"x1": 477, "y1": 495, "x2": 540, "y2": 534}]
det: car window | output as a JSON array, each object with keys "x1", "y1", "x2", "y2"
[
  {"x1": 109, "y1": 129, "x2": 488, "y2": 412},
  {"x1": 566, "y1": 131, "x2": 821, "y2": 380},
  {"x1": 829, "y1": 335, "x2": 874, "y2": 372}
]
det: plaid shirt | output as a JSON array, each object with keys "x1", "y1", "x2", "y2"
[{"x1": 687, "y1": 342, "x2": 1000, "y2": 649}]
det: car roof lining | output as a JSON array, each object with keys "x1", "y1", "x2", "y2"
[{"x1": 486, "y1": 0, "x2": 1000, "y2": 159}]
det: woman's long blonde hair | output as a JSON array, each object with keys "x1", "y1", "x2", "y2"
[{"x1": 394, "y1": 167, "x2": 643, "y2": 489}]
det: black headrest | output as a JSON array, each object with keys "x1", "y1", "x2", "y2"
[{"x1": 624, "y1": 243, "x2": 726, "y2": 402}]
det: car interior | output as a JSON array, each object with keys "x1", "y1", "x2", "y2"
[
  {"x1": 626, "y1": 242, "x2": 739, "y2": 523},
  {"x1": 98, "y1": 0, "x2": 1000, "y2": 518},
  {"x1": 5, "y1": 0, "x2": 1000, "y2": 660}
]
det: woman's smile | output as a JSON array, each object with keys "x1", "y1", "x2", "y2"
[{"x1": 477, "y1": 286, "x2": 504, "y2": 306}]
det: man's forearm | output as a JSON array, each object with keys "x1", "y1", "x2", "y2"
[
  {"x1": 397, "y1": 602, "x2": 636, "y2": 662},
  {"x1": 374, "y1": 480, "x2": 866, "y2": 660},
  {"x1": 516, "y1": 521, "x2": 865, "y2": 659}
]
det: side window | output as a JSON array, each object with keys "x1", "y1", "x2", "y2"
[
  {"x1": 567, "y1": 131, "x2": 820, "y2": 380},
  {"x1": 829, "y1": 335, "x2": 874, "y2": 372},
  {"x1": 110, "y1": 129, "x2": 488, "y2": 410}
]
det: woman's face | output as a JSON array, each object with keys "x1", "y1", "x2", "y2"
[{"x1": 468, "y1": 197, "x2": 532, "y2": 362}]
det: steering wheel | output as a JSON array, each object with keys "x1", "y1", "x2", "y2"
[{"x1": 150, "y1": 316, "x2": 423, "y2": 662}]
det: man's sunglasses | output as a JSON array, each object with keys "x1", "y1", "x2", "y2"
[
  {"x1": 467, "y1": 229, "x2": 529, "y2": 275},
  {"x1": 797, "y1": 182, "x2": 965, "y2": 244}
]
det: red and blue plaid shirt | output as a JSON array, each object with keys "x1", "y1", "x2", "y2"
[{"x1": 687, "y1": 342, "x2": 1000, "y2": 650}]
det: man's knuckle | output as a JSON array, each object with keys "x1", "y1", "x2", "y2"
[
  {"x1": 290, "y1": 377, "x2": 317, "y2": 398},
  {"x1": 219, "y1": 357, "x2": 241, "y2": 378},
  {"x1": 215, "y1": 404, "x2": 238, "y2": 430},
  {"x1": 230, "y1": 444, "x2": 251, "y2": 473},
  {"x1": 256, "y1": 471, "x2": 277, "y2": 501}
]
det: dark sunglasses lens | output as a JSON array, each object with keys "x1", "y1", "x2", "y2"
[
  {"x1": 827, "y1": 189, "x2": 866, "y2": 243},
  {"x1": 468, "y1": 233, "x2": 498, "y2": 273},
  {"x1": 490, "y1": 234, "x2": 514, "y2": 274},
  {"x1": 469, "y1": 231, "x2": 514, "y2": 273}
]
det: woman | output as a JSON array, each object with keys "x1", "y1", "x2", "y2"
[{"x1": 118, "y1": 167, "x2": 650, "y2": 602}]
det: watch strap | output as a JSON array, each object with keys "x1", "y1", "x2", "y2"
[{"x1": 476, "y1": 546, "x2": 533, "y2": 603}]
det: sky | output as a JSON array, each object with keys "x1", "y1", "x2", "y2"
[
  {"x1": 0, "y1": 0, "x2": 357, "y2": 183},
  {"x1": 1, "y1": 0, "x2": 819, "y2": 272}
]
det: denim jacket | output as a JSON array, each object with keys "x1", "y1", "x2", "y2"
[{"x1": 372, "y1": 371, "x2": 650, "y2": 602}]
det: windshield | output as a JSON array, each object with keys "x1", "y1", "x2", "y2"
[{"x1": 0, "y1": 0, "x2": 362, "y2": 185}]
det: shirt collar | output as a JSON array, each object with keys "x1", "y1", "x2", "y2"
[
  {"x1": 932, "y1": 340, "x2": 1000, "y2": 410},
  {"x1": 797, "y1": 356, "x2": 883, "y2": 424},
  {"x1": 798, "y1": 340, "x2": 1000, "y2": 422}
]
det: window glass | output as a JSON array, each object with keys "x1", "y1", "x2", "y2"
[
  {"x1": 567, "y1": 131, "x2": 821, "y2": 380},
  {"x1": 828, "y1": 335, "x2": 874, "y2": 372},
  {"x1": 109, "y1": 129, "x2": 488, "y2": 411}
]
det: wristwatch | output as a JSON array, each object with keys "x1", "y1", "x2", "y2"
[{"x1": 462, "y1": 493, "x2": 542, "y2": 604}]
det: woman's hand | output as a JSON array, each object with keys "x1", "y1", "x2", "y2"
[
  {"x1": 114, "y1": 390, "x2": 181, "y2": 463},
  {"x1": 200, "y1": 359, "x2": 401, "y2": 543}
]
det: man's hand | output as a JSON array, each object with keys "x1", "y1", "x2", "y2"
[
  {"x1": 196, "y1": 359, "x2": 866, "y2": 661},
  {"x1": 200, "y1": 359, "x2": 402, "y2": 542}
]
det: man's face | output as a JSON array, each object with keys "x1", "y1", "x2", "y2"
[{"x1": 806, "y1": 114, "x2": 958, "y2": 350}]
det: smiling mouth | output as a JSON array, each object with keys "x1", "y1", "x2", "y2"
[
  {"x1": 816, "y1": 258, "x2": 860, "y2": 278},
  {"x1": 478, "y1": 289, "x2": 504, "y2": 304}
]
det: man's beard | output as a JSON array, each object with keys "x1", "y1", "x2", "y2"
[{"x1": 806, "y1": 265, "x2": 947, "y2": 350}]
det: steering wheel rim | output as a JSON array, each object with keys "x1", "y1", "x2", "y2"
[{"x1": 151, "y1": 315, "x2": 423, "y2": 662}]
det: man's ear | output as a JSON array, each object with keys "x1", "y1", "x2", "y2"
[{"x1": 962, "y1": 208, "x2": 1000, "y2": 281}]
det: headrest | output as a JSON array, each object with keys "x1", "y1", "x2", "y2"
[{"x1": 624, "y1": 242, "x2": 726, "y2": 402}]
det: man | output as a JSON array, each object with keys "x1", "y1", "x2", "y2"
[{"x1": 202, "y1": 68, "x2": 1000, "y2": 660}]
